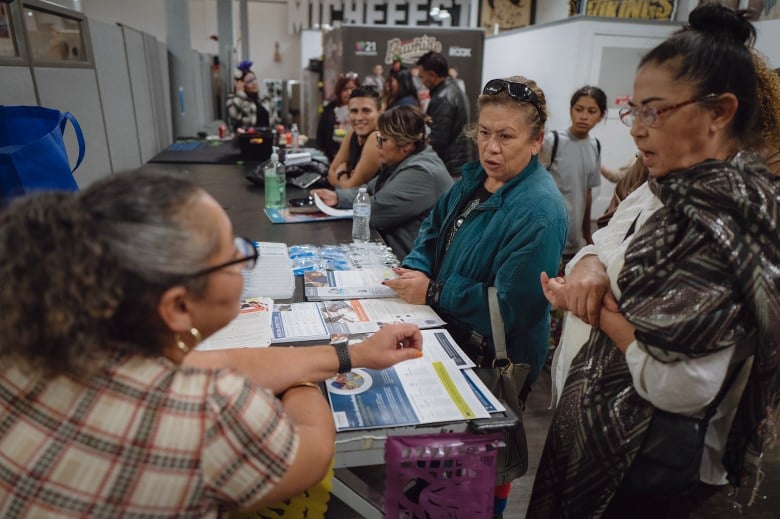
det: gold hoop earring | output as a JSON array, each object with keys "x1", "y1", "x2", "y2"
[{"x1": 175, "y1": 328, "x2": 202, "y2": 354}]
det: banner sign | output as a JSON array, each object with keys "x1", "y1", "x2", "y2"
[
  {"x1": 323, "y1": 25, "x2": 484, "y2": 115},
  {"x1": 584, "y1": 0, "x2": 677, "y2": 20},
  {"x1": 289, "y1": 0, "x2": 475, "y2": 33}
]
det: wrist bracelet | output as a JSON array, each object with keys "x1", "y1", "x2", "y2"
[
  {"x1": 285, "y1": 381, "x2": 320, "y2": 392},
  {"x1": 331, "y1": 336, "x2": 352, "y2": 374}
]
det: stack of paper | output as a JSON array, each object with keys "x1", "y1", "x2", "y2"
[
  {"x1": 241, "y1": 242, "x2": 295, "y2": 300},
  {"x1": 304, "y1": 268, "x2": 398, "y2": 301},
  {"x1": 197, "y1": 297, "x2": 274, "y2": 351},
  {"x1": 321, "y1": 298, "x2": 445, "y2": 335},
  {"x1": 326, "y1": 329, "x2": 505, "y2": 431}
]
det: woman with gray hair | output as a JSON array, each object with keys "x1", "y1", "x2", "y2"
[
  {"x1": 313, "y1": 105, "x2": 453, "y2": 259},
  {"x1": 0, "y1": 170, "x2": 423, "y2": 516}
]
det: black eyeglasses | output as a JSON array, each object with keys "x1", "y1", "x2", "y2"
[
  {"x1": 189, "y1": 237, "x2": 258, "y2": 277},
  {"x1": 482, "y1": 79, "x2": 543, "y2": 118},
  {"x1": 619, "y1": 94, "x2": 717, "y2": 128}
]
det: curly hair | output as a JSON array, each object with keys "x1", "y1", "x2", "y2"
[
  {"x1": 0, "y1": 171, "x2": 216, "y2": 379},
  {"x1": 752, "y1": 53, "x2": 780, "y2": 152},
  {"x1": 466, "y1": 75, "x2": 548, "y2": 142}
]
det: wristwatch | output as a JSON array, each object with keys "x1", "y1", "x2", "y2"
[{"x1": 331, "y1": 336, "x2": 352, "y2": 374}]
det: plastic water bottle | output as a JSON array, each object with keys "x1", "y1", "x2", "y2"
[
  {"x1": 352, "y1": 187, "x2": 371, "y2": 243},
  {"x1": 290, "y1": 123, "x2": 300, "y2": 149},
  {"x1": 264, "y1": 146, "x2": 286, "y2": 209}
]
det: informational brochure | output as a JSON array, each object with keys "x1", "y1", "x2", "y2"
[
  {"x1": 304, "y1": 268, "x2": 398, "y2": 300},
  {"x1": 327, "y1": 359, "x2": 490, "y2": 431},
  {"x1": 270, "y1": 302, "x2": 330, "y2": 343},
  {"x1": 241, "y1": 242, "x2": 295, "y2": 300},
  {"x1": 326, "y1": 329, "x2": 489, "y2": 431},
  {"x1": 319, "y1": 298, "x2": 446, "y2": 336},
  {"x1": 197, "y1": 297, "x2": 274, "y2": 351}
]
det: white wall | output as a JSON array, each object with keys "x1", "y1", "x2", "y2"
[
  {"x1": 484, "y1": 18, "x2": 680, "y2": 216},
  {"x1": 534, "y1": 0, "x2": 569, "y2": 25},
  {"x1": 755, "y1": 18, "x2": 780, "y2": 67}
]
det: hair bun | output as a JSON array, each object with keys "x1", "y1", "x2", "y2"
[{"x1": 688, "y1": 3, "x2": 754, "y2": 46}]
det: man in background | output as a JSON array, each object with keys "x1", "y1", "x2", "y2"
[{"x1": 417, "y1": 51, "x2": 471, "y2": 176}]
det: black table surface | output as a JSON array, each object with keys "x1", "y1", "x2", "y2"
[{"x1": 136, "y1": 162, "x2": 353, "y2": 245}]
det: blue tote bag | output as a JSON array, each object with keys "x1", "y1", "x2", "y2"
[{"x1": 0, "y1": 105, "x2": 85, "y2": 205}]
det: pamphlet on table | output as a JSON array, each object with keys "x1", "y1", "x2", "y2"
[
  {"x1": 320, "y1": 298, "x2": 446, "y2": 335},
  {"x1": 304, "y1": 268, "x2": 398, "y2": 300},
  {"x1": 326, "y1": 329, "x2": 502, "y2": 431},
  {"x1": 197, "y1": 297, "x2": 274, "y2": 351}
]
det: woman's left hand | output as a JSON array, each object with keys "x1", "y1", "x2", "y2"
[
  {"x1": 540, "y1": 271, "x2": 568, "y2": 310},
  {"x1": 384, "y1": 269, "x2": 430, "y2": 304}
]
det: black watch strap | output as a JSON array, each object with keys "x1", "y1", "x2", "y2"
[{"x1": 331, "y1": 337, "x2": 352, "y2": 374}]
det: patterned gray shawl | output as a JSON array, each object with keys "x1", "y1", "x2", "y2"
[{"x1": 527, "y1": 152, "x2": 780, "y2": 517}]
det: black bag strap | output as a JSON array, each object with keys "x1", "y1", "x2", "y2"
[
  {"x1": 487, "y1": 287, "x2": 509, "y2": 362},
  {"x1": 550, "y1": 131, "x2": 600, "y2": 165}
]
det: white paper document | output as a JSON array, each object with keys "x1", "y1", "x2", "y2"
[
  {"x1": 270, "y1": 302, "x2": 330, "y2": 343},
  {"x1": 313, "y1": 192, "x2": 353, "y2": 217},
  {"x1": 197, "y1": 298, "x2": 274, "y2": 351},
  {"x1": 241, "y1": 242, "x2": 295, "y2": 300}
]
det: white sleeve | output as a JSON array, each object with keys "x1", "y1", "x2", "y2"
[{"x1": 624, "y1": 342, "x2": 735, "y2": 414}]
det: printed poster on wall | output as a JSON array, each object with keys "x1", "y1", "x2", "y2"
[
  {"x1": 323, "y1": 25, "x2": 484, "y2": 117},
  {"x1": 583, "y1": 0, "x2": 677, "y2": 20}
]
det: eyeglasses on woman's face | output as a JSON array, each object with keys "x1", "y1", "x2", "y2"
[
  {"x1": 619, "y1": 94, "x2": 717, "y2": 128},
  {"x1": 482, "y1": 79, "x2": 543, "y2": 119},
  {"x1": 375, "y1": 134, "x2": 391, "y2": 148},
  {"x1": 189, "y1": 236, "x2": 258, "y2": 277}
]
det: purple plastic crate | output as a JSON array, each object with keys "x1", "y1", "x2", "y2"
[{"x1": 384, "y1": 432, "x2": 503, "y2": 518}]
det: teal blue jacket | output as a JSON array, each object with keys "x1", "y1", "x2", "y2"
[{"x1": 402, "y1": 156, "x2": 567, "y2": 383}]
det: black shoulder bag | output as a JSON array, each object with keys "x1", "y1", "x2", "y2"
[{"x1": 622, "y1": 356, "x2": 748, "y2": 496}]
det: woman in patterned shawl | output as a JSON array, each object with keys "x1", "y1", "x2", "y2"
[{"x1": 527, "y1": 4, "x2": 780, "y2": 518}]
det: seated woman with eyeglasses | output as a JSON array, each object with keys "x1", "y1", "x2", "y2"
[
  {"x1": 312, "y1": 105, "x2": 453, "y2": 259},
  {"x1": 0, "y1": 171, "x2": 423, "y2": 516}
]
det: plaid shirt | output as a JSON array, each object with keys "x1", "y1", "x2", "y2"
[{"x1": 0, "y1": 354, "x2": 298, "y2": 518}]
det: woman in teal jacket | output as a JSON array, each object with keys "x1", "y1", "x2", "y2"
[{"x1": 386, "y1": 76, "x2": 567, "y2": 390}]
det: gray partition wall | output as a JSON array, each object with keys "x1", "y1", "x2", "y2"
[{"x1": 89, "y1": 18, "x2": 143, "y2": 175}]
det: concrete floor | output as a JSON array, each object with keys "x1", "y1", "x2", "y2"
[{"x1": 325, "y1": 366, "x2": 780, "y2": 518}]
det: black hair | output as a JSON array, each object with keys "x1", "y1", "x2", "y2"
[
  {"x1": 349, "y1": 85, "x2": 382, "y2": 109},
  {"x1": 416, "y1": 51, "x2": 448, "y2": 78},
  {"x1": 640, "y1": 3, "x2": 758, "y2": 144},
  {"x1": 570, "y1": 85, "x2": 607, "y2": 117},
  {"x1": 389, "y1": 68, "x2": 420, "y2": 104}
]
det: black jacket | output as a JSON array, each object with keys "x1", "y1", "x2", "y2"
[{"x1": 426, "y1": 77, "x2": 473, "y2": 176}]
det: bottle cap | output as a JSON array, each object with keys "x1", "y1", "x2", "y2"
[{"x1": 358, "y1": 187, "x2": 367, "y2": 192}]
